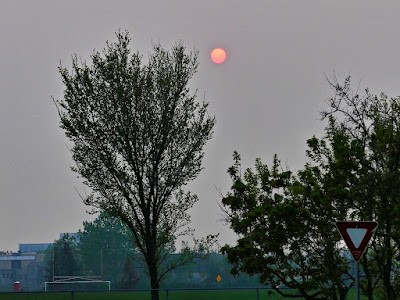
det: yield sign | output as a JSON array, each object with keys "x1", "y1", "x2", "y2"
[{"x1": 336, "y1": 221, "x2": 378, "y2": 261}]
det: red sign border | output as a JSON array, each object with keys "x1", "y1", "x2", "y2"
[{"x1": 336, "y1": 221, "x2": 378, "y2": 262}]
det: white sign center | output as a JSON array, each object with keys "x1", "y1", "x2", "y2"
[{"x1": 347, "y1": 228, "x2": 367, "y2": 248}]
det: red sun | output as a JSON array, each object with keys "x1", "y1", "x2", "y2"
[{"x1": 211, "y1": 48, "x2": 226, "y2": 64}]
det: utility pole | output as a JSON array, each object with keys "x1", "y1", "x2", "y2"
[
  {"x1": 101, "y1": 249, "x2": 103, "y2": 281},
  {"x1": 52, "y1": 250, "x2": 55, "y2": 282}
]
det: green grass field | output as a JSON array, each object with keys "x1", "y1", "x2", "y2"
[{"x1": 0, "y1": 289, "x2": 369, "y2": 300}]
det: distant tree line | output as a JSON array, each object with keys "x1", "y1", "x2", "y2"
[{"x1": 44, "y1": 212, "x2": 260, "y2": 290}]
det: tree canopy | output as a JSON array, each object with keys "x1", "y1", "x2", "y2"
[
  {"x1": 221, "y1": 76, "x2": 400, "y2": 300},
  {"x1": 221, "y1": 152, "x2": 352, "y2": 300},
  {"x1": 55, "y1": 30, "x2": 217, "y2": 300},
  {"x1": 44, "y1": 235, "x2": 81, "y2": 282},
  {"x1": 78, "y1": 211, "x2": 137, "y2": 288}
]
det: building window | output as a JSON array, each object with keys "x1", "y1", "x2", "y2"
[{"x1": 11, "y1": 260, "x2": 21, "y2": 270}]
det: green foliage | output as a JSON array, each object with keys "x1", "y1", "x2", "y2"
[
  {"x1": 161, "y1": 251, "x2": 263, "y2": 289},
  {"x1": 321, "y1": 76, "x2": 400, "y2": 300},
  {"x1": 44, "y1": 235, "x2": 81, "y2": 281},
  {"x1": 222, "y1": 76, "x2": 400, "y2": 300},
  {"x1": 222, "y1": 151, "x2": 352, "y2": 300},
  {"x1": 119, "y1": 257, "x2": 140, "y2": 289},
  {"x1": 44, "y1": 213, "x2": 140, "y2": 289},
  {"x1": 78, "y1": 211, "x2": 138, "y2": 288}
]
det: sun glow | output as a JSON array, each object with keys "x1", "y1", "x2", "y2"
[{"x1": 211, "y1": 48, "x2": 226, "y2": 64}]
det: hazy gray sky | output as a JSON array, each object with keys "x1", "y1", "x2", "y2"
[{"x1": 1, "y1": 0, "x2": 400, "y2": 251}]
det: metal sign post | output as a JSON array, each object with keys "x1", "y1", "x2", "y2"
[{"x1": 355, "y1": 261, "x2": 359, "y2": 300}]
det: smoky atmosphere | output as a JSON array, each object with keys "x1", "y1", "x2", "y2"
[{"x1": 1, "y1": 0, "x2": 400, "y2": 258}]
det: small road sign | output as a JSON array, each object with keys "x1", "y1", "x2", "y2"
[
  {"x1": 217, "y1": 275, "x2": 221, "y2": 282},
  {"x1": 336, "y1": 221, "x2": 378, "y2": 261}
]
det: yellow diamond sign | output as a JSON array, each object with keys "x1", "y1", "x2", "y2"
[{"x1": 217, "y1": 275, "x2": 221, "y2": 282}]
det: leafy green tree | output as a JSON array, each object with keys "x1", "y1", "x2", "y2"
[
  {"x1": 321, "y1": 76, "x2": 400, "y2": 300},
  {"x1": 44, "y1": 235, "x2": 82, "y2": 282},
  {"x1": 221, "y1": 152, "x2": 352, "y2": 299},
  {"x1": 78, "y1": 211, "x2": 136, "y2": 288},
  {"x1": 162, "y1": 251, "x2": 262, "y2": 288},
  {"x1": 222, "y1": 76, "x2": 400, "y2": 300},
  {"x1": 54, "y1": 30, "x2": 217, "y2": 300},
  {"x1": 119, "y1": 257, "x2": 140, "y2": 289}
]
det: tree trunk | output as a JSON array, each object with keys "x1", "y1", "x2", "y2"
[
  {"x1": 150, "y1": 264, "x2": 159, "y2": 300},
  {"x1": 148, "y1": 250, "x2": 159, "y2": 300},
  {"x1": 383, "y1": 200, "x2": 396, "y2": 300},
  {"x1": 338, "y1": 285, "x2": 348, "y2": 300},
  {"x1": 361, "y1": 256, "x2": 374, "y2": 300},
  {"x1": 383, "y1": 242, "x2": 395, "y2": 300}
]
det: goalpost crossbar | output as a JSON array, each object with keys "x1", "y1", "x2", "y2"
[
  {"x1": 45, "y1": 276, "x2": 111, "y2": 292},
  {"x1": 53, "y1": 276, "x2": 103, "y2": 282}
]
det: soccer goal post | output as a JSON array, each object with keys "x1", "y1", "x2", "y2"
[{"x1": 45, "y1": 276, "x2": 111, "y2": 292}]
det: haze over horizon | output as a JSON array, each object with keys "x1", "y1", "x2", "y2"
[{"x1": 2, "y1": 0, "x2": 400, "y2": 251}]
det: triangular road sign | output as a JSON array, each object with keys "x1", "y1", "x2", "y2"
[{"x1": 336, "y1": 221, "x2": 378, "y2": 261}]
